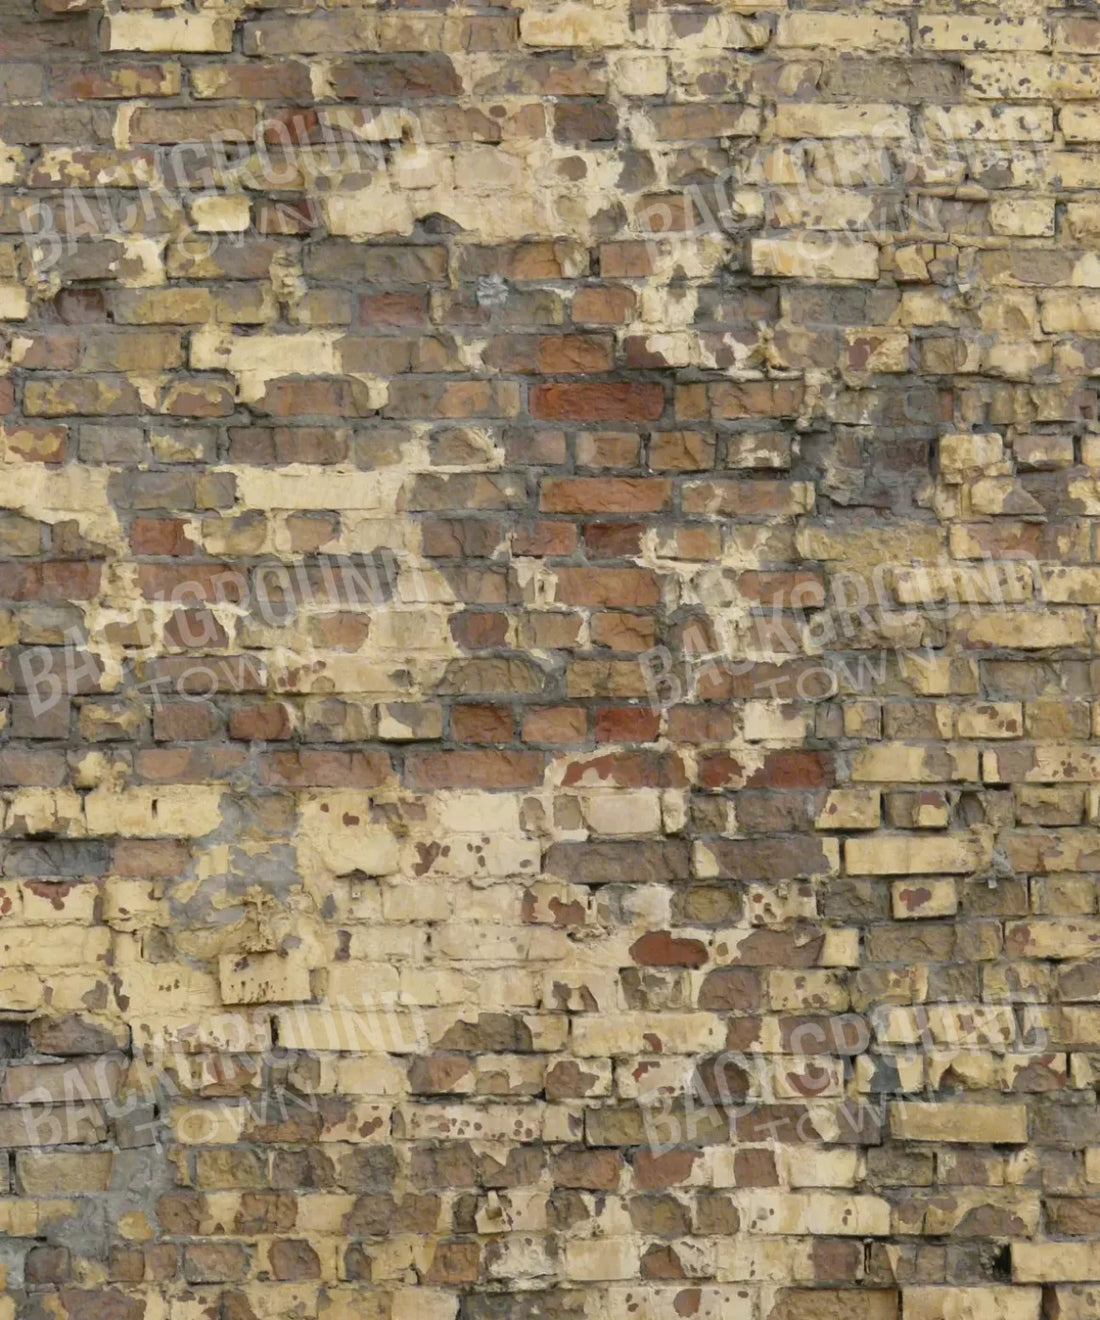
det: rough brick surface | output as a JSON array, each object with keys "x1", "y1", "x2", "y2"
[{"x1": 0, "y1": 0, "x2": 1097, "y2": 1317}]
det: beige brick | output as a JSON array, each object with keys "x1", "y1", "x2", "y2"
[
  {"x1": 1014, "y1": 1242, "x2": 1100, "y2": 1282},
  {"x1": 1040, "y1": 1287, "x2": 1100, "y2": 1320},
  {"x1": 938, "y1": 432, "x2": 1005, "y2": 479},
  {"x1": 922, "y1": 105, "x2": 1053, "y2": 141},
  {"x1": 776, "y1": 13, "x2": 908, "y2": 50},
  {"x1": 742, "y1": 1190, "x2": 889, "y2": 1235},
  {"x1": 956, "y1": 702, "x2": 1024, "y2": 739},
  {"x1": 815, "y1": 788, "x2": 880, "y2": 831},
  {"x1": 851, "y1": 743, "x2": 979, "y2": 784},
  {"x1": 1004, "y1": 918, "x2": 1100, "y2": 959},
  {"x1": 750, "y1": 238, "x2": 879, "y2": 282},
  {"x1": 990, "y1": 198, "x2": 1056, "y2": 237},
  {"x1": 218, "y1": 952, "x2": 313, "y2": 1006},
  {"x1": 903, "y1": 1285, "x2": 1040, "y2": 1319},
  {"x1": 892, "y1": 878, "x2": 958, "y2": 920},
  {"x1": 519, "y1": 5, "x2": 629, "y2": 47},
  {"x1": 15, "y1": 1151, "x2": 113, "y2": 1195},
  {"x1": 918, "y1": 16, "x2": 1049, "y2": 51},
  {"x1": 106, "y1": 12, "x2": 234, "y2": 52},
  {"x1": 773, "y1": 104, "x2": 910, "y2": 140},
  {"x1": 890, "y1": 1102, "x2": 1028, "y2": 1144},
  {"x1": 0, "y1": 285, "x2": 29, "y2": 320},
  {"x1": 191, "y1": 195, "x2": 251, "y2": 233},
  {"x1": 960, "y1": 610, "x2": 1088, "y2": 649}
]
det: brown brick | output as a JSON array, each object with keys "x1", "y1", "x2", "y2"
[{"x1": 531, "y1": 382, "x2": 665, "y2": 421}]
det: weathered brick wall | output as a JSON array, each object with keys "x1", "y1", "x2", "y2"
[{"x1": 1, "y1": 0, "x2": 1099, "y2": 1317}]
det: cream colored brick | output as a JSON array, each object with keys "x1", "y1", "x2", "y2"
[
  {"x1": 1040, "y1": 568, "x2": 1100, "y2": 603},
  {"x1": 990, "y1": 197, "x2": 1055, "y2": 237},
  {"x1": 171, "y1": 1104, "x2": 245, "y2": 1145},
  {"x1": 1041, "y1": 292, "x2": 1100, "y2": 333},
  {"x1": 274, "y1": 1007, "x2": 425, "y2": 1054},
  {"x1": 573, "y1": 1012, "x2": 723, "y2": 1056},
  {"x1": 1062, "y1": 106, "x2": 1100, "y2": 142},
  {"x1": 783, "y1": 1147, "x2": 860, "y2": 1189},
  {"x1": 956, "y1": 702, "x2": 1024, "y2": 739},
  {"x1": 334, "y1": 1056, "x2": 407, "y2": 1097},
  {"x1": 298, "y1": 794, "x2": 400, "y2": 877},
  {"x1": 218, "y1": 952, "x2": 313, "y2": 1006},
  {"x1": 776, "y1": 13, "x2": 908, "y2": 50},
  {"x1": 892, "y1": 878, "x2": 958, "y2": 920},
  {"x1": 923, "y1": 105, "x2": 1052, "y2": 141},
  {"x1": 890, "y1": 1102, "x2": 1027, "y2": 1144},
  {"x1": 742, "y1": 701, "x2": 810, "y2": 742},
  {"x1": 519, "y1": 4, "x2": 629, "y2": 47},
  {"x1": 845, "y1": 835, "x2": 989, "y2": 877},
  {"x1": 84, "y1": 787, "x2": 223, "y2": 837},
  {"x1": 773, "y1": 104, "x2": 909, "y2": 140},
  {"x1": 750, "y1": 238, "x2": 879, "y2": 282},
  {"x1": 564, "y1": 1239, "x2": 639, "y2": 1282},
  {"x1": 815, "y1": 788, "x2": 880, "y2": 831},
  {"x1": 391, "y1": 1292, "x2": 457, "y2": 1320},
  {"x1": 0, "y1": 970, "x2": 44, "y2": 1012},
  {"x1": 1004, "y1": 918, "x2": 1100, "y2": 959},
  {"x1": 1066, "y1": 204, "x2": 1100, "y2": 240},
  {"x1": 822, "y1": 928, "x2": 861, "y2": 967},
  {"x1": 107, "y1": 12, "x2": 234, "y2": 52},
  {"x1": 1040, "y1": 1287, "x2": 1100, "y2": 1320},
  {"x1": 961, "y1": 610, "x2": 1088, "y2": 649},
  {"x1": 767, "y1": 969, "x2": 849, "y2": 1012},
  {"x1": 893, "y1": 565, "x2": 1031, "y2": 607},
  {"x1": 938, "y1": 431, "x2": 1006, "y2": 480},
  {"x1": 741, "y1": 1190, "x2": 890, "y2": 1235},
  {"x1": 851, "y1": 743, "x2": 978, "y2": 784},
  {"x1": 0, "y1": 285, "x2": 28, "y2": 320},
  {"x1": 918, "y1": 16, "x2": 1049, "y2": 51},
  {"x1": 191, "y1": 195, "x2": 251, "y2": 233},
  {"x1": 581, "y1": 790, "x2": 661, "y2": 837},
  {"x1": 1013, "y1": 1242, "x2": 1100, "y2": 1282}
]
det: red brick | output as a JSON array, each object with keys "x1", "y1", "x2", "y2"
[
  {"x1": 523, "y1": 707, "x2": 588, "y2": 745},
  {"x1": 541, "y1": 479, "x2": 671, "y2": 515},
  {"x1": 630, "y1": 931, "x2": 708, "y2": 968},
  {"x1": 229, "y1": 703, "x2": 293, "y2": 742},
  {"x1": 594, "y1": 707, "x2": 660, "y2": 743},
  {"x1": 554, "y1": 568, "x2": 661, "y2": 608},
  {"x1": 450, "y1": 704, "x2": 514, "y2": 744},
  {"x1": 573, "y1": 286, "x2": 637, "y2": 325},
  {"x1": 259, "y1": 751, "x2": 391, "y2": 788},
  {"x1": 530, "y1": 382, "x2": 664, "y2": 422},
  {"x1": 130, "y1": 519, "x2": 197, "y2": 557},
  {"x1": 0, "y1": 562, "x2": 101, "y2": 602},
  {"x1": 511, "y1": 522, "x2": 579, "y2": 557}
]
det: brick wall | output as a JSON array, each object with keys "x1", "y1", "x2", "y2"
[{"x1": 0, "y1": 0, "x2": 1098, "y2": 1317}]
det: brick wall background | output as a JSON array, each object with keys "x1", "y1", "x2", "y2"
[{"x1": 0, "y1": 1, "x2": 1099, "y2": 1318}]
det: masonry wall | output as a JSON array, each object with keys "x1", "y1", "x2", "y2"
[{"x1": 1, "y1": 0, "x2": 1099, "y2": 1317}]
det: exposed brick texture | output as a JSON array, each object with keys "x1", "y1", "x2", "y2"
[{"x1": 0, "y1": 0, "x2": 1097, "y2": 1318}]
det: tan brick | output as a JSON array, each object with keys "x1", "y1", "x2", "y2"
[
  {"x1": 106, "y1": 12, "x2": 234, "y2": 52},
  {"x1": 1014, "y1": 1243, "x2": 1100, "y2": 1282},
  {"x1": 776, "y1": 13, "x2": 908, "y2": 50},
  {"x1": 750, "y1": 238, "x2": 879, "y2": 282},
  {"x1": 890, "y1": 1103, "x2": 1028, "y2": 1144}
]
